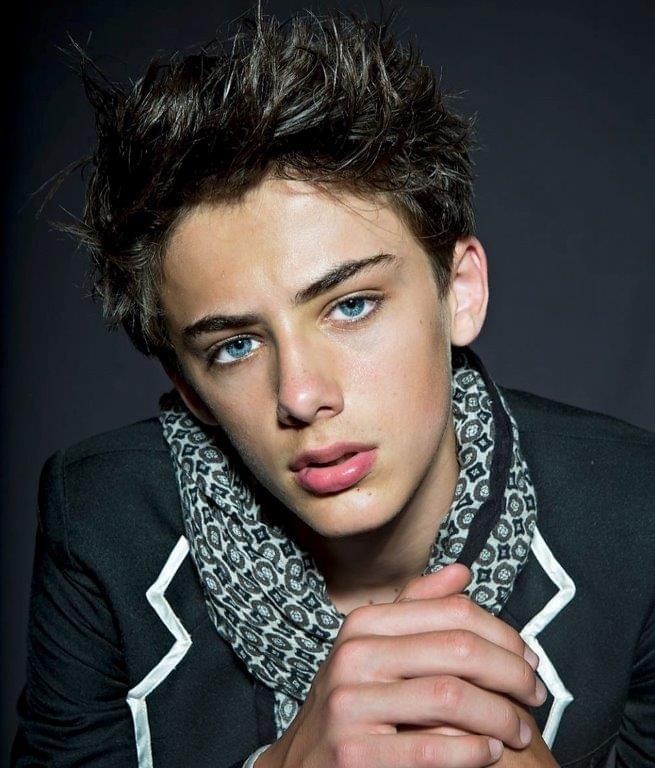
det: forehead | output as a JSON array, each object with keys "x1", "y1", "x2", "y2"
[{"x1": 160, "y1": 178, "x2": 412, "y2": 326}]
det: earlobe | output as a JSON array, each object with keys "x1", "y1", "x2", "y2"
[
  {"x1": 162, "y1": 363, "x2": 219, "y2": 426},
  {"x1": 447, "y1": 237, "x2": 489, "y2": 347}
]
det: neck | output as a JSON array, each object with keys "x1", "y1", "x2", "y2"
[{"x1": 280, "y1": 413, "x2": 460, "y2": 615}]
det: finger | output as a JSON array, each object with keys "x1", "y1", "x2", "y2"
[
  {"x1": 337, "y1": 675, "x2": 532, "y2": 750},
  {"x1": 395, "y1": 564, "x2": 472, "y2": 602},
  {"x1": 331, "y1": 629, "x2": 543, "y2": 708},
  {"x1": 340, "y1": 593, "x2": 537, "y2": 670},
  {"x1": 345, "y1": 732, "x2": 503, "y2": 767},
  {"x1": 398, "y1": 724, "x2": 471, "y2": 736}
]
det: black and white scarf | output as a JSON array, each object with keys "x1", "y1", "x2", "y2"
[{"x1": 159, "y1": 344, "x2": 538, "y2": 738}]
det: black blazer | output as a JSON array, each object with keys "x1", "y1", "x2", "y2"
[{"x1": 10, "y1": 386, "x2": 655, "y2": 768}]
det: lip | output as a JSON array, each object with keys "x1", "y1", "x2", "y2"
[
  {"x1": 291, "y1": 447, "x2": 378, "y2": 495},
  {"x1": 289, "y1": 441, "x2": 377, "y2": 472}
]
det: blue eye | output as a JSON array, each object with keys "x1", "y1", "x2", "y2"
[
  {"x1": 335, "y1": 297, "x2": 366, "y2": 318},
  {"x1": 207, "y1": 294, "x2": 384, "y2": 369},
  {"x1": 212, "y1": 337, "x2": 262, "y2": 366},
  {"x1": 224, "y1": 339, "x2": 253, "y2": 359},
  {"x1": 331, "y1": 296, "x2": 379, "y2": 321}
]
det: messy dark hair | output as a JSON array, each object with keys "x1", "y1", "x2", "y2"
[{"x1": 47, "y1": 2, "x2": 476, "y2": 375}]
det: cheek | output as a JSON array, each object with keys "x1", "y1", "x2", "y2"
[
  {"x1": 356, "y1": 310, "x2": 449, "y2": 404},
  {"x1": 352, "y1": 311, "x2": 451, "y2": 451}
]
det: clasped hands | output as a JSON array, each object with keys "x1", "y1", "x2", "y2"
[{"x1": 258, "y1": 563, "x2": 560, "y2": 768}]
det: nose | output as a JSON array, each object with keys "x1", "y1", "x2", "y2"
[{"x1": 275, "y1": 335, "x2": 344, "y2": 426}]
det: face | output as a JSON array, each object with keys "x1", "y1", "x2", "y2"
[{"x1": 160, "y1": 177, "x2": 487, "y2": 539}]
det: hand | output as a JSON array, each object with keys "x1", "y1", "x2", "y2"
[
  {"x1": 390, "y1": 577, "x2": 558, "y2": 766},
  {"x1": 256, "y1": 564, "x2": 545, "y2": 768},
  {"x1": 492, "y1": 703, "x2": 560, "y2": 767},
  {"x1": 397, "y1": 702, "x2": 559, "y2": 767}
]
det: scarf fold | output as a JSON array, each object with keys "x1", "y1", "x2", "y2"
[{"x1": 158, "y1": 344, "x2": 538, "y2": 738}]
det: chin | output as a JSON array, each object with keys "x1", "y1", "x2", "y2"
[{"x1": 300, "y1": 494, "x2": 401, "y2": 539}]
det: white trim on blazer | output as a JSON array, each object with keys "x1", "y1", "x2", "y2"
[
  {"x1": 126, "y1": 535, "x2": 192, "y2": 768},
  {"x1": 521, "y1": 524, "x2": 576, "y2": 747}
]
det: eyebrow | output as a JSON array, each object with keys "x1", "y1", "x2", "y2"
[{"x1": 181, "y1": 252, "x2": 400, "y2": 343}]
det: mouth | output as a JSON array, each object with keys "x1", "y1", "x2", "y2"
[
  {"x1": 289, "y1": 441, "x2": 377, "y2": 472},
  {"x1": 306, "y1": 452, "x2": 357, "y2": 468},
  {"x1": 292, "y1": 448, "x2": 378, "y2": 495}
]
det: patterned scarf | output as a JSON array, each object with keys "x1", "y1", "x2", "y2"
[{"x1": 159, "y1": 344, "x2": 538, "y2": 738}]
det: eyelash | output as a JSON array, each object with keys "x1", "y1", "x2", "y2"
[{"x1": 205, "y1": 292, "x2": 385, "y2": 369}]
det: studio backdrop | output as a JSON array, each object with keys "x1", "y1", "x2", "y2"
[{"x1": 2, "y1": 0, "x2": 653, "y2": 757}]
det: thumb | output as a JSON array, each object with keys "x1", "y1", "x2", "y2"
[{"x1": 394, "y1": 563, "x2": 472, "y2": 603}]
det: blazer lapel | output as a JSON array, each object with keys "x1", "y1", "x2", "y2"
[{"x1": 500, "y1": 525, "x2": 576, "y2": 749}]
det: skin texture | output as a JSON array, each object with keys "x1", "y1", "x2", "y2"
[
  {"x1": 253, "y1": 565, "x2": 556, "y2": 768},
  {"x1": 390, "y1": 567, "x2": 560, "y2": 767},
  {"x1": 249, "y1": 564, "x2": 537, "y2": 768},
  {"x1": 494, "y1": 705, "x2": 560, "y2": 767},
  {"x1": 160, "y1": 176, "x2": 486, "y2": 606},
  {"x1": 159, "y1": 177, "x2": 556, "y2": 763}
]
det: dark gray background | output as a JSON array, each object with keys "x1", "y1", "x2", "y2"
[{"x1": 2, "y1": 0, "x2": 654, "y2": 758}]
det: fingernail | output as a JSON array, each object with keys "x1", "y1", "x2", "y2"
[
  {"x1": 489, "y1": 738, "x2": 503, "y2": 759},
  {"x1": 535, "y1": 678, "x2": 547, "y2": 704},
  {"x1": 523, "y1": 645, "x2": 539, "y2": 670},
  {"x1": 520, "y1": 719, "x2": 532, "y2": 746}
]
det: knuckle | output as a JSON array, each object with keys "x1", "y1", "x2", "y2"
[
  {"x1": 325, "y1": 684, "x2": 356, "y2": 721},
  {"x1": 333, "y1": 736, "x2": 366, "y2": 768},
  {"x1": 446, "y1": 593, "x2": 475, "y2": 623},
  {"x1": 431, "y1": 675, "x2": 463, "y2": 712},
  {"x1": 413, "y1": 738, "x2": 443, "y2": 766},
  {"x1": 499, "y1": 701, "x2": 520, "y2": 736},
  {"x1": 340, "y1": 605, "x2": 370, "y2": 638},
  {"x1": 446, "y1": 628, "x2": 477, "y2": 660},
  {"x1": 330, "y1": 638, "x2": 365, "y2": 678}
]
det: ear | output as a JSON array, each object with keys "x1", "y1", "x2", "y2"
[
  {"x1": 446, "y1": 236, "x2": 489, "y2": 347},
  {"x1": 162, "y1": 362, "x2": 219, "y2": 427}
]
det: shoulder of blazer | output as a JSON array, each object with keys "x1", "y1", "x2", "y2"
[
  {"x1": 61, "y1": 414, "x2": 169, "y2": 462},
  {"x1": 37, "y1": 415, "x2": 183, "y2": 582},
  {"x1": 497, "y1": 383, "x2": 655, "y2": 546},
  {"x1": 494, "y1": 385, "x2": 655, "y2": 757},
  {"x1": 38, "y1": 415, "x2": 215, "y2": 674},
  {"x1": 31, "y1": 417, "x2": 262, "y2": 768},
  {"x1": 497, "y1": 384, "x2": 655, "y2": 444}
]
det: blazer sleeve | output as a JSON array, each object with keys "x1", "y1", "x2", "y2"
[
  {"x1": 10, "y1": 449, "x2": 138, "y2": 766},
  {"x1": 608, "y1": 582, "x2": 655, "y2": 765}
]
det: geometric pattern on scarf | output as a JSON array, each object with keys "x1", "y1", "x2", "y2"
[
  {"x1": 158, "y1": 344, "x2": 538, "y2": 739},
  {"x1": 430, "y1": 347, "x2": 538, "y2": 606}
]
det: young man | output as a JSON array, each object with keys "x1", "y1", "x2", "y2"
[{"x1": 11, "y1": 5, "x2": 655, "y2": 768}]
